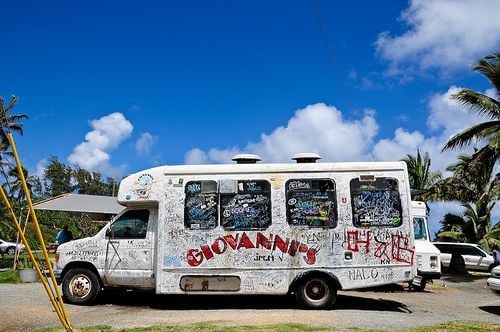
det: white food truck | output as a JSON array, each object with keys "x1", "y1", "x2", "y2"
[
  {"x1": 55, "y1": 155, "x2": 415, "y2": 309},
  {"x1": 411, "y1": 201, "x2": 441, "y2": 291}
]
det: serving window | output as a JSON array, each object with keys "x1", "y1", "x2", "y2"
[
  {"x1": 286, "y1": 179, "x2": 337, "y2": 228},
  {"x1": 350, "y1": 177, "x2": 402, "y2": 227},
  {"x1": 220, "y1": 180, "x2": 271, "y2": 230},
  {"x1": 184, "y1": 181, "x2": 218, "y2": 230}
]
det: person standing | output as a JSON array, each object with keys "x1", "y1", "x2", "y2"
[{"x1": 55, "y1": 225, "x2": 73, "y2": 246}]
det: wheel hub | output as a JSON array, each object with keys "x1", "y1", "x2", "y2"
[{"x1": 70, "y1": 275, "x2": 91, "y2": 298}]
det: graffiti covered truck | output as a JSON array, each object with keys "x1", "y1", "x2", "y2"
[{"x1": 55, "y1": 155, "x2": 415, "y2": 309}]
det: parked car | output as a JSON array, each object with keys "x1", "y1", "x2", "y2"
[
  {"x1": 486, "y1": 265, "x2": 500, "y2": 294},
  {"x1": 433, "y1": 242, "x2": 495, "y2": 272},
  {"x1": 0, "y1": 238, "x2": 25, "y2": 255}
]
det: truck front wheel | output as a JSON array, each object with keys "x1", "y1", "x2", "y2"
[
  {"x1": 295, "y1": 276, "x2": 337, "y2": 309},
  {"x1": 62, "y1": 268, "x2": 101, "y2": 305}
]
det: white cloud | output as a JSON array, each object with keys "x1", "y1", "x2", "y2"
[
  {"x1": 184, "y1": 148, "x2": 210, "y2": 165},
  {"x1": 135, "y1": 132, "x2": 156, "y2": 156},
  {"x1": 68, "y1": 112, "x2": 133, "y2": 174},
  {"x1": 376, "y1": 0, "x2": 500, "y2": 76},
  {"x1": 184, "y1": 103, "x2": 379, "y2": 164}
]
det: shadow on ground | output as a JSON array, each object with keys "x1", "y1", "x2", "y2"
[
  {"x1": 97, "y1": 290, "x2": 410, "y2": 313},
  {"x1": 479, "y1": 306, "x2": 500, "y2": 316}
]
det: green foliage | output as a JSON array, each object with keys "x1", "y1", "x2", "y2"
[
  {"x1": 401, "y1": 149, "x2": 442, "y2": 200},
  {"x1": 443, "y1": 52, "x2": 500, "y2": 165},
  {"x1": 43, "y1": 156, "x2": 74, "y2": 197},
  {"x1": 0, "y1": 269, "x2": 20, "y2": 283}
]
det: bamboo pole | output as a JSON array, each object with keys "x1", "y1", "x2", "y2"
[
  {"x1": 0, "y1": 187, "x2": 71, "y2": 330},
  {"x1": 7, "y1": 133, "x2": 73, "y2": 331}
]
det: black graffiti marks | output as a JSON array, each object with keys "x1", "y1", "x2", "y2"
[
  {"x1": 221, "y1": 193, "x2": 271, "y2": 229},
  {"x1": 287, "y1": 191, "x2": 337, "y2": 227}
]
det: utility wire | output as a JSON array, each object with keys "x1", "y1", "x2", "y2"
[{"x1": 310, "y1": 0, "x2": 377, "y2": 161}]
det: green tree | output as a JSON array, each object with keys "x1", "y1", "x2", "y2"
[
  {"x1": 43, "y1": 156, "x2": 74, "y2": 196},
  {"x1": 443, "y1": 53, "x2": 500, "y2": 166},
  {"x1": 426, "y1": 153, "x2": 499, "y2": 246},
  {"x1": 73, "y1": 168, "x2": 110, "y2": 195},
  {"x1": 401, "y1": 149, "x2": 442, "y2": 200}
]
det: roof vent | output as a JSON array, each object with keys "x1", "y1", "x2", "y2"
[
  {"x1": 232, "y1": 154, "x2": 262, "y2": 164},
  {"x1": 292, "y1": 152, "x2": 321, "y2": 163}
]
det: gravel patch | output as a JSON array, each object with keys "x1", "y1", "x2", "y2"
[{"x1": 1, "y1": 273, "x2": 499, "y2": 331}]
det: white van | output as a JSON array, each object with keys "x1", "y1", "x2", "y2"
[
  {"x1": 411, "y1": 201, "x2": 440, "y2": 290},
  {"x1": 55, "y1": 156, "x2": 415, "y2": 309}
]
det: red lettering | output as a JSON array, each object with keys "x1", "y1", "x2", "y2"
[
  {"x1": 223, "y1": 234, "x2": 240, "y2": 250},
  {"x1": 237, "y1": 232, "x2": 255, "y2": 249},
  {"x1": 200, "y1": 245, "x2": 214, "y2": 260},
  {"x1": 288, "y1": 240, "x2": 299, "y2": 256},
  {"x1": 347, "y1": 230, "x2": 371, "y2": 253},
  {"x1": 256, "y1": 232, "x2": 272, "y2": 250},
  {"x1": 304, "y1": 248, "x2": 317, "y2": 265},
  {"x1": 273, "y1": 235, "x2": 289, "y2": 253},
  {"x1": 186, "y1": 249, "x2": 204, "y2": 267},
  {"x1": 211, "y1": 237, "x2": 227, "y2": 255},
  {"x1": 298, "y1": 244, "x2": 308, "y2": 253}
]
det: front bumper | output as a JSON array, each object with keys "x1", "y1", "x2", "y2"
[
  {"x1": 54, "y1": 269, "x2": 63, "y2": 285},
  {"x1": 418, "y1": 271, "x2": 441, "y2": 280},
  {"x1": 486, "y1": 276, "x2": 500, "y2": 294}
]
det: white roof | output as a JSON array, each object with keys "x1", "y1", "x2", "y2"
[{"x1": 33, "y1": 194, "x2": 124, "y2": 218}]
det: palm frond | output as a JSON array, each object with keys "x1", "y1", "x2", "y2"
[
  {"x1": 451, "y1": 89, "x2": 500, "y2": 119},
  {"x1": 442, "y1": 121, "x2": 500, "y2": 151},
  {"x1": 473, "y1": 53, "x2": 500, "y2": 95}
]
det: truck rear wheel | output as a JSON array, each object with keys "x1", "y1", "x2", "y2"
[
  {"x1": 62, "y1": 268, "x2": 101, "y2": 305},
  {"x1": 295, "y1": 276, "x2": 337, "y2": 309}
]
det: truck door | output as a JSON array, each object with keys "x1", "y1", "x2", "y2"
[{"x1": 104, "y1": 208, "x2": 155, "y2": 288}]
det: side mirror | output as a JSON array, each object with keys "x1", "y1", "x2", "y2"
[{"x1": 105, "y1": 228, "x2": 112, "y2": 238}]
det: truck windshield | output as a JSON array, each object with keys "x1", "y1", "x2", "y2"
[{"x1": 413, "y1": 217, "x2": 427, "y2": 240}]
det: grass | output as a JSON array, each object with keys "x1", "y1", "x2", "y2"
[
  {"x1": 0, "y1": 269, "x2": 20, "y2": 283},
  {"x1": 34, "y1": 321, "x2": 500, "y2": 332}
]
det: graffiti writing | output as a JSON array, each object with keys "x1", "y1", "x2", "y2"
[{"x1": 186, "y1": 232, "x2": 318, "y2": 266}]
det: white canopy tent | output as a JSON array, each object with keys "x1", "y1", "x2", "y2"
[{"x1": 33, "y1": 193, "x2": 124, "y2": 221}]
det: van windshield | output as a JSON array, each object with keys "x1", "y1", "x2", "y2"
[{"x1": 413, "y1": 217, "x2": 427, "y2": 240}]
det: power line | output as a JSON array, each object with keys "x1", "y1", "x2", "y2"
[{"x1": 310, "y1": 0, "x2": 377, "y2": 161}]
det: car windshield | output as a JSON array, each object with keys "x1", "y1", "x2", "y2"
[{"x1": 413, "y1": 217, "x2": 427, "y2": 240}]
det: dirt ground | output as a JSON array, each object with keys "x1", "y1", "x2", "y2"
[{"x1": 1, "y1": 273, "x2": 499, "y2": 331}]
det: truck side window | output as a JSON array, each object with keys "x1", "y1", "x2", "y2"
[
  {"x1": 350, "y1": 177, "x2": 402, "y2": 227},
  {"x1": 221, "y1": 180, "x2": 271, "y2": 230},
  {"x1": 413, "y1": 217, "x2": 427, "y2": 240},
  {"x1": 184, "y1": 181, "x2": 218, "y2": 230},
  {"x1": 286, "y1": 179, "x2": 337, "y2": 228},
  {"x1": 111, "y1": 209, "x2": 150, "y2": 239}
]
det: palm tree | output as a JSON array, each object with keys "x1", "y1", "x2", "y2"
[
  {"x1": 442, "y1": 53, "x2": 500, "y2": 166},
  {"x1": 401, "y1": 149, "x2": 442, "y2": 200},
  {"x1": 0, "y1": 96, "x2": 28, "y2": 147},
  {"x1": 426, "y1": 153, "x2": 499, "y2": 246}
]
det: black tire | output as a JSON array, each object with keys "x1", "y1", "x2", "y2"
[
  {"x1": 62, "y1": 268, "x2": 101, "y2": 305},
  {"x1": 6, "y1": 247, "x2": 16, "y2": 255},
  {"x1": 295, "y1": 276, "x2": 337, "y2": 309},
  {"x1": 412, "y1": 278, "x2": 427, "y2": 292}
]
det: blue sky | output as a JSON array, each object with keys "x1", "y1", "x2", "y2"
[{"x1": 1, "y1": 0, "x2": 499, "y2": 236}]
